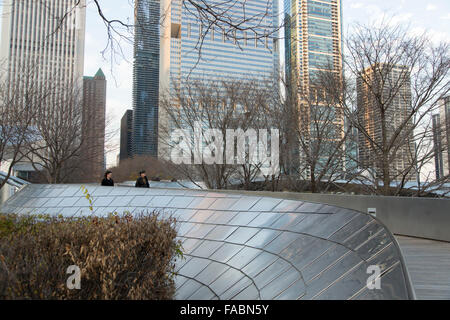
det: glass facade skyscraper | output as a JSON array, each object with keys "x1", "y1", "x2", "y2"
[
  {"x1": 132, "y1": 0, "x2": 280, "y2": 158},
  {"x1": 285, "y1": 0, "x2": 343, "y2": 84},
  {"x1": 132, "y1": 0, "x2": 161, "y2": 156},
  {"x1": 175, "y1": 0, "x2": 279, "y2": 83},
  {"x1": 284, "y1": 0, "x2": 344, "y2": 175}
]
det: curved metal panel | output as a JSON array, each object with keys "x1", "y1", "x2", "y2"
[{"x1": 0, "y1": 184, "x2": 415, "y2": 300}]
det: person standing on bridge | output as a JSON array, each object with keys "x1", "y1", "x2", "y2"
[
  {"x1": 101, "y1": 170, "x2": 114, "y2": 186},
  {"x1": 135, "y1": 170, "x2": 150, "y2": 188}
]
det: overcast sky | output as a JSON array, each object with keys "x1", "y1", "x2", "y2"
[{"x1": 1, "y1": 0, "x2": 449, "y2": 167}]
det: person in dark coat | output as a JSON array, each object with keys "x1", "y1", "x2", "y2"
[
  {"x1": 135, "y1": 170, "x2": 150, "y2": 188},
  {"x1": 101, "y1": 170, "x2": 114, "y2": 186}
]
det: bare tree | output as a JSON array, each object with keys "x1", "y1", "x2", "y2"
[
  {"x1": 20, "y1": 78, "x2": 84, "y2": 184},
  {"x1": 277, "y1": 71, "x2": 350, "y2": 193},
  {"x1": 337, "y1": 21, "x2": 450, "y2": 196},
  {"x1": 0, "y1": 64, "x2": 41, "y2": 190},
  {"x1": 18, "y1": 77, "x2": 111, "y2": 185},
  {"x1": 158, "y1": 78, "x2": 277, "y2": 189}
]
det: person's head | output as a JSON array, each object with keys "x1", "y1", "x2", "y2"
[
  {"x1": 139, "y1": 170, "x2": 146, "y2": 178},
  {"x1": 104, "y1": 170, "x2": 112, "y2": 179}
]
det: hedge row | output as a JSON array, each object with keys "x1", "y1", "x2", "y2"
[{"x1": 0, "y1": 212, "x2": 182, "y2": 300}]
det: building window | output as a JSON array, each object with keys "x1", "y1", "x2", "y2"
[
  {"x1": 211, "y1": 28, "x2": 214, "y2": 41},
  {"x1": 243, "y1": 31, "x2": 247, "y2": 46},
  {"x1": 187, "y1": 23, "x2": 191, "y2": 38}
]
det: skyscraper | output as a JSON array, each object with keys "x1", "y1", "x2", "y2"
[
  {"x1": 80, "y1": 69, "x2": 106, "y2": 182},
  {"x1": 173, "y1": 0, "x2": 279, "y2": 84},
  {"x1": 0, "y1": 0, "x2": 86, "y2": 90},
  {"x1": 285, "y1": 0, "x2": 343, "y2": 89},
  {"x1": 284, "y1": 0, "x2": 344, "y2": 175},
  {"x1": 132, "y1": 0, "x2": 161, "y2": 157},
  {"x1": 120, "y1": 110, "x2": 133, "y2": 161},
  {"x1": 132, "y1": 0, "x2": 280, "y2": 158},
  {"x1": 437, "y1": 97, "x2": 450, "y2": 177},
  {"x1": 357, "y1": 64, "x2": 416, "y2": 182},
  {"x1": 0, "y1": 0, "x2": 86, "y2": 186},
  {"x1": 433, "y1": 114, "x2": 444, "y2": 180}
]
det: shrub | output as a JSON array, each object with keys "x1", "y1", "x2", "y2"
[{"x1": 0, "y1": 212, "x2": 182, "y2": 300}]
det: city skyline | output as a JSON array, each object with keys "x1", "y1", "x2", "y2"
[
  {"x1": 0, "y1": 1, "x2": 448, "y2": 305},
  {"x1": 0, "y1": 0, "x2": 449, "y2": 169},
  {"x1": 131, "y1": 0, "x2": 281, "y2": 160}
]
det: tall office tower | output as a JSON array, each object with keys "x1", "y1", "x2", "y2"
[
  {"x1": 132, "y1": 0, "x2": 280, "y2": 158},
  {"x1": 357, "y1": 64, "x2": 417, "y2": 182},
  {"x1": 284, "y1": 0, "x2": 344, "y2": 176},
  {"x1": 285, "y1": 0, "x2": 343, "y2": 87},
  {"x1": 438, "y1": 97, "x2": 450, "y2": 177},
  {"x1": 80, "y1": 69, "x2": 106, "y2": 182},
  {"x1": 132, "y1": 0, "x2": 161, "y2": 157},
  {"x1": 174, "y1": 0, "x2": 279, "y2": 84},
  {"x1": 120, "y1": 110, "x2": 133, "y2": 161},
  {"x1": 432, "y1": 114, "x2": 444, "y2": 180},
  {"x1": 0, "y1": 0, "x2": 86, "y2": 92}
]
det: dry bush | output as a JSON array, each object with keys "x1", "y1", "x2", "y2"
[
  {"x1": 0, "y1": 212, "x2": 182, "y2": 300},
  {"x1": 110, "y1": 155, "x2": 177, "y2": 183}
]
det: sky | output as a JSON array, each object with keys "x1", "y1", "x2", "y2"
[{"x1": 1, "y1": 0, "x2": 450, "y2": 168}]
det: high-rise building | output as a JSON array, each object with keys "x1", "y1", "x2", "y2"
[
  {"x1": 284, "y1": 0, "x2": 344, "y2": 176},
  {"x1": 437, "y1": 97, "x2": 450, "y2": 177},
  {"x1": 120, "y1": 110, "x2": 133, "y2": 161},
  {"x1": 80, "y1": 69, "x2": 107, "y2": 182},
  {"x1": 173, "y1": 0, "x2": 279, "y2": 84},
  {"x1": 132, "y1": 0, "x2": 161, "y2": 157},
  {"x1": 357, "y1": 64, "x2": 417, "y2": 181},
  {"x1": 0, "y1": 0, "x2": 86, "y2": 187},
  {"x1": 132, "y1": 0, "x2": 160, "y2": 156},
  {"x1": 432, "y1": 114, "x2": 444, "y2": 180},
  {"x1": 285, "y1": 0, "x2": 343, "y2": 89},
  {"x1": 0, "y1": 0, "x2": 86, "y2": 90},
  {"x1": 132, "y1": 0, "x2": 280, "y2": 158}
]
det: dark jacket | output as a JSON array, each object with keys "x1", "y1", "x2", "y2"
[
  {"x1": 135, "y1": 176, "x2": 150, "y2": 188},
  {"x1": 101, "y1": 178, "x2": 114, "y2": 186}
]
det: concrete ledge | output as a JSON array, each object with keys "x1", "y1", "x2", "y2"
[{"x1": 210, "y1": 190, "x2": 450, "y2": 243}]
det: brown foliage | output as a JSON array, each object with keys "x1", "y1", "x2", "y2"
[
  {"x1": 0, "y1": 212, "x2": 181, "y2": 300},
  {"x1": 109, "y1": 155, "x2": 177, "y2": 183}
]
